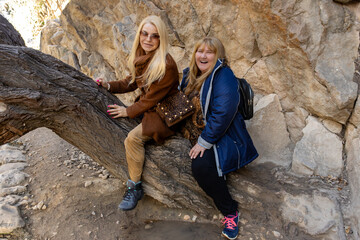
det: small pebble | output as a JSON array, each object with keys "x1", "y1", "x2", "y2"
[
  {"x1": 102, "y1": 174, "x2": 109, "y2": 180},
  {"x1": 36, "y1": 201, "x2": 44, "y2": 209},
  {"x1": 273, "y1": 231, "x2": 281, "y2": 238},
  {"x1": 84, "y1": 181, "x2": 92, "y2": 188},
  {"x1": 144, "y1": 224, "x2": 153, "y2": 230}
]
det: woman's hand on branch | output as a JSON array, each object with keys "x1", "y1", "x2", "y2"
[
  {"x1": 107, "y1": 105, "x2": 128, "y2": 118},
  {"x1": 189, "y1": 143, "x2": 206, "y2": 159},
  {"x1": 96, "y1": 78, "x2": 110, "y2": 91}
]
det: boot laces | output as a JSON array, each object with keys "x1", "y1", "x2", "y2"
[
  {"x1": 221, "y1": 212, "x2": 238, "y2": 230},
  {"x1": 122, "y1": 187, "x2": 135, "y2": 200}
]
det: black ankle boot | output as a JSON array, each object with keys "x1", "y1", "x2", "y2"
[{"x1": 118, "y1": 180, "x2": 144, "y2": 211}]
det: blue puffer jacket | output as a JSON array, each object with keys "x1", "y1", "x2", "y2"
[{"x1": 180, "y1": 59, "x2": 258, "y2": 176}]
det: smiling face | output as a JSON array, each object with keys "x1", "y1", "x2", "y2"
[
  {"x1": 195, "y1": 44, "x2": 216, "y2": 74},
  {"x1": 139, "y1": 23, "x2": 160, "y2": 54}
]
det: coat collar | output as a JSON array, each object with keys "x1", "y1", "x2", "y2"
[{"x1": 200, "y1": 59, "x2": 224, "y2": 120}]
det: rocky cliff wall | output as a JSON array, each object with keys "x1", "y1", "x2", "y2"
[{"x1": 39, "y1": 0, "x2": 360, "y2": 239}]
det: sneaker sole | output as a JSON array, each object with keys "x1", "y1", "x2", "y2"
[
  {"x1": 118, "y1": 204, "x2": 138, "y2": 211},
  {"x1": 222, "y1": 231, "x2": 238, "y2": 240}
]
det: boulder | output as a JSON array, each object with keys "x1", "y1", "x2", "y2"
[
  {"x1": 0, "y1": 163, "x2": 28, "y2": 174},
  {"x1": 0, "y1": 169, "x2": 29, "y2": 188},
  {"x1": 0, "y1": 203, "x2": 25, "y2": 234},
  {"x1": 247, "y1": 94, "x2": 292, "y2": 167},
  {"x1": 271, "y1": 0, "x2": 359, "y2": 123},
  {"x1": 292, "y1": 116, "x2": 343, "y2": 177},
  {"x1": 0, "y1": 150, "x2": 26, "y2": 165},
  {"x1": 281, "y1": 191, "x2": 344, "y2": 239}
]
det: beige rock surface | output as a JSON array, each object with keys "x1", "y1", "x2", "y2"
[
  {"x1": 346, "y1": 133, "x2": 360, "y2": 238},
  {"x1": 247, "y1": 94, "x2": 292, "y2": 167},
  {"x1": 284, "y1": 107, "x2": 309, "y2": 143},
  {"x1": 0, "y1": 204, "x2": 25, "y2": 234},
  {"x1": 281, "y1": 192, "x2": 343, "y2": 239},
  {"x1": 40, "y1": 0, "x2": 359, "y2": 124},
  {"x1": 292, "y1": 116, "x2": 343, "y2": 177}
]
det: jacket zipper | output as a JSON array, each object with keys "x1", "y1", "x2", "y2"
[{"x1": 234, "y1": 141, "x2": 241, "y2": 168}]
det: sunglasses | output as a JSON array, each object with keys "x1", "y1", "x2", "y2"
[{"x1": 140, "y1": 31, "x2": 160, "y2": 40}]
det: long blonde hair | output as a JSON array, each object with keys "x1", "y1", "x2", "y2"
[
  {"x1": 185, "y1": 37, "x2": 227, "y2": 95},
  {"x1": 127, "y1": 15, "x2": 169, "y2": 87}
]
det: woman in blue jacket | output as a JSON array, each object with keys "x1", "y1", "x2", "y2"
[{"x1": 180, "y1": 37, "x2": 258, "y2": 240}]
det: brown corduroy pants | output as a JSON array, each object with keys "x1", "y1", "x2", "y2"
[{"x1": 124, "y1": 123, "x2": 152, "y2": 183}]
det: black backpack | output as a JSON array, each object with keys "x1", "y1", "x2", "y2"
[{"x1": 237, "y1": 78, "x2": 254, "y2": 120}]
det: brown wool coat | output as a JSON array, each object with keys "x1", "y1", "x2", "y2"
[{"x1": 108, "y1": 54, "x2": 179, "y2": 143}]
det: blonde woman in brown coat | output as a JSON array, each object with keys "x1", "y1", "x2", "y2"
[{"x1": 97, "y1": 15, "x2": 179, "y2": 211}]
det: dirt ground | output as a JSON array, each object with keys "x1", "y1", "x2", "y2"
[{"x1": 12, "y1": 127, "x2": 226, "y2": 240}]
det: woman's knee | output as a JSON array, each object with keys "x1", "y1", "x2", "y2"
[
  {"x1": 191, "y1": 157, "x2": 209, "y2": 178},
  {"x1": 124, "y1": 130, "x2": 139, "y2": 148},
  {"x1": 192, "y1": 150, "x2": 217, "y2": 176},
  {"x1": 124, "y1": 135, "x2": 131, "y2": 148}
]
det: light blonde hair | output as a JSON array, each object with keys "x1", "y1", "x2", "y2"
[
  {"x1": 127, "y1": 15, "x2": 169, "y2": 87},
  {"x1": 185, "y1": 37, "x2": 227, "y2": 95}
]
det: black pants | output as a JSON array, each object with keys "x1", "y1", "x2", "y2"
[{"x1": 191, "y1": 148, "x2": 238, "y2": 216}]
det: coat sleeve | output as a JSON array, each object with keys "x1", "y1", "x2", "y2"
[
  {"x1": 126, "y1": 63, "x2": 179, "y2": 119},
  {"x1": 198, "y1": 69, "x2": 240, "y2": 148},
  {"x1": 108, "y1": 75, "x2": 138, "y2": 93}
]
